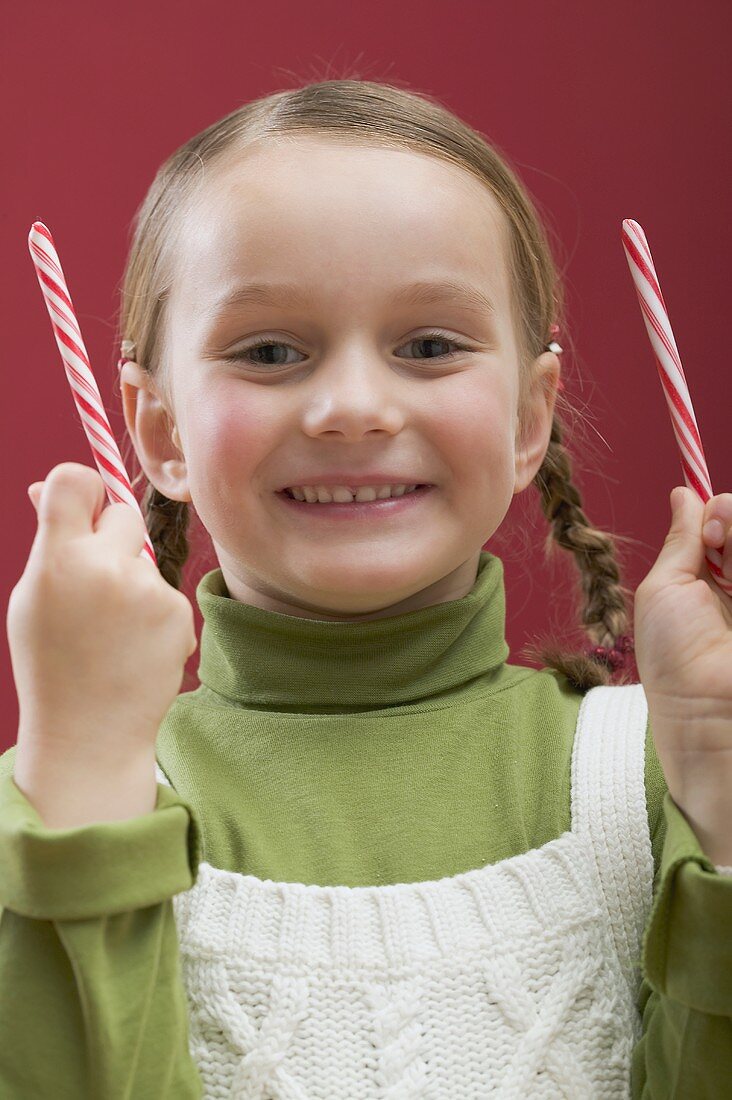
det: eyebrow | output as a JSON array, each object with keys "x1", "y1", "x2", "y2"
[{"x1": 206, "y1": 278, "x2": 498, "y2": 321}]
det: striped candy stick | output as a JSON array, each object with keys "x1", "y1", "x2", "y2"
[
  {"x1": 621, "y1": 218, "x2": 731, "y2": 597},
  {"x1": 27, "y1": 221, "x2": 157, "y2": 568}
]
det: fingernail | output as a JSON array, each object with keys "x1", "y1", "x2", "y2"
[{"x1": 703, "y1": 518, "x2": 724, "y2": 544}]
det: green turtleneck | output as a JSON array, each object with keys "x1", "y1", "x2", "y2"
[{"x1": 0, "y1": 550, "x2": 729, "y2": 1098}]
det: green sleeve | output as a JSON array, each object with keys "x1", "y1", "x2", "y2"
[
  {"x1": 0, "y1": 745, "x2": 204, "y2": 1099},
  {"x1": 632, "y1": 721, "x2": 732, "y2": 1098}
]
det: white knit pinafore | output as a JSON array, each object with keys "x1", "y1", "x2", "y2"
[{"x1": 156, "y1": 682, "x2": 655, "y2": 1099}]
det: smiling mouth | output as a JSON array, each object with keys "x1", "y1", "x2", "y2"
[
  {"x1": 275, "y1": 484, "x2": 435, "y2": 514},
  {"x1": 279, "y1": 484, "x2": 429, "y2": 502}
]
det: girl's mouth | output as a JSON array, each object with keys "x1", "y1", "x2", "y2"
[{"x1": 275, "y1": 484, "x2": 435, "y2": 519}]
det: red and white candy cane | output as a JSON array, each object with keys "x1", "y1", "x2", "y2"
[
  {"x1": 27, "y1": 221, "x2": 157, "y2": 568},
  {"x1": 621, "y1": 218, "x2": 731, "y2": 597}
]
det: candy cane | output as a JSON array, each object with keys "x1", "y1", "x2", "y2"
[
  {"x1": 27, "y1": 221, "x2": 157, "y2": 567},
  {"x1": 622, "y1": 218, "x2": 730, "y2": 596}
]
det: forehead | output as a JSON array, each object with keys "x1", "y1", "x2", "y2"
[{"x1": 171, "y1": 137, "x2": 510, "y2": 316}]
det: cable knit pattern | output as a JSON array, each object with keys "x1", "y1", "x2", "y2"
[{"x1": 157, "y1": 682, "x2": 655, "y2": 1098}]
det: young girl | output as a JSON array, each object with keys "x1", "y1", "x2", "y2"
[{"x1": 2, "y1": 79, "x2": 731, "y2": 1098}]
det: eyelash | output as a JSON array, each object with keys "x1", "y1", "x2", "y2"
[{"x1": 227, "y1": 331, "x2": 471, "y2": 369}]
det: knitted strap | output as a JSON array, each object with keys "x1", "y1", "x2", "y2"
[{"x1": 569, "y1": 682, "x2": 655, "y2": 1001}]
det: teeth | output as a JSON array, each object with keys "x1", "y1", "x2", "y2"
[{"x1": 286, "y1": 483, "x2": 420, "y2": 503}]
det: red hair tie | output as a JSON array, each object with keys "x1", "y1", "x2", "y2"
[
  {"x1": 587, "y1": 634, "x2": 634, "y2": 672},
  {"x1": 118, "y1": 340, "x2": 136, "y2": 372}
]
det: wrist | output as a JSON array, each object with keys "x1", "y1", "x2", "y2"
[
  {"x1": 13, "y1": 736, "x2": 158, "y2": 829},
  {"x1": 669, "y1": 773, "x2": 732, "y2": 867}
]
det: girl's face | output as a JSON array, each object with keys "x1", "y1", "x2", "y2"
[{"x1": 121, "y1": 137, "x2": 560, "y2": 620}]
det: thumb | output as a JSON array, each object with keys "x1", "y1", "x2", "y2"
[
  {"x1": 27, "y1": 482, "x2": 44, "y2": 514},
  {"x1": 30, "y1": 463, "x2": 107, "y2": 543},
  {"x1": 662, "y1": 484, "x2": 706, "y2": 579}
]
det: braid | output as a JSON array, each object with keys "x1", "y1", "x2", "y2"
[
  {"x1": 138, "y1": 476, "x2": 192, "y2": 593},
  {"x1": 137, "y1": 476, "x2": 201, "y2": 694},
  {"x1": 519, "y1": 411, "x2": 637, "y2": 692}
]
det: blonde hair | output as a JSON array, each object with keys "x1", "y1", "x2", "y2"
[{"x1": 115, "y1": 77, "x2": 638, "y2": 692}]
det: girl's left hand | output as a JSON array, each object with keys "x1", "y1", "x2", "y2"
[{"x1": 633, "y1": 487, "x2": 732, "y2": 789}]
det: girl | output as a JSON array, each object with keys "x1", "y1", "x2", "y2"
[{"x1": 2, "y1": 79, "x2": 731, "y2": 1098}]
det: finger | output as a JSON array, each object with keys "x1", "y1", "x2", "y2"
[
  {"x1": 94, "y1": 500, "x2": 151, "y2": 558},
  {"x1": 34, "y1": 463, "x2": 107, "y2": 544},
  {"x1": 702, "y1": 492, "x2": 732, "y2": 546},
  {"x1": 702, "y1": 516, "x2": 725, "y2": 547},
  {"x1": 724, "y1": 526, "x2": 732, "y2": 581},
  {"x1": 28, "y1": 482, "x2": 44, "y2": 511}
]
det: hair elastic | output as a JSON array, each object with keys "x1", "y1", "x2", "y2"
[
  {"x1": 117, "y1": 339, "x2": 136, "y2": 371},
  {"x1": 586, "y1": 634, "x2": 634, "y2": 672},
  {"x1": 546, "y1": 324, "x2": 565, "y2": 391}
]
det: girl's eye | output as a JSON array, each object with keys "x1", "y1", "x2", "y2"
[{"x1": 227, "y1": 331, "x2": 470, "y2": 370}]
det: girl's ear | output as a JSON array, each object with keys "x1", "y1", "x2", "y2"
[
  {"x1": 118, "y1": 360, "x2": 192, "y2": 504},
  {"x1": 514, "y1": 352, "x2": 561, "y2": 495}
]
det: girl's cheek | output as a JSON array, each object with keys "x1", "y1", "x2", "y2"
[{"x1": 194, "y1": 398, "x2": 276, "y2": 478}]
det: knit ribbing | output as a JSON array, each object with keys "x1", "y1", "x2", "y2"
[{"x1": 170, "y1": 833, "x2": 599, "y2": 971}]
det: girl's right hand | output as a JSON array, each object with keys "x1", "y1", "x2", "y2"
[{"x1": 6, "y1": 462, "x2": 198, "y2": 764}]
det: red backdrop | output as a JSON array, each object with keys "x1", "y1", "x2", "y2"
[{"x1": 2, "y1": 0, "x2": 730, "y2": 751}]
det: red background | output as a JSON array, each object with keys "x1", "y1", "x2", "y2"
[{"x1": 2, "y1": 0, "x2": 730, "y2": 751}]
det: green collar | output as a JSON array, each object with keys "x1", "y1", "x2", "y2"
[{"x1": 193, "y1": 550, "x2": 510, "y2": 711}]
